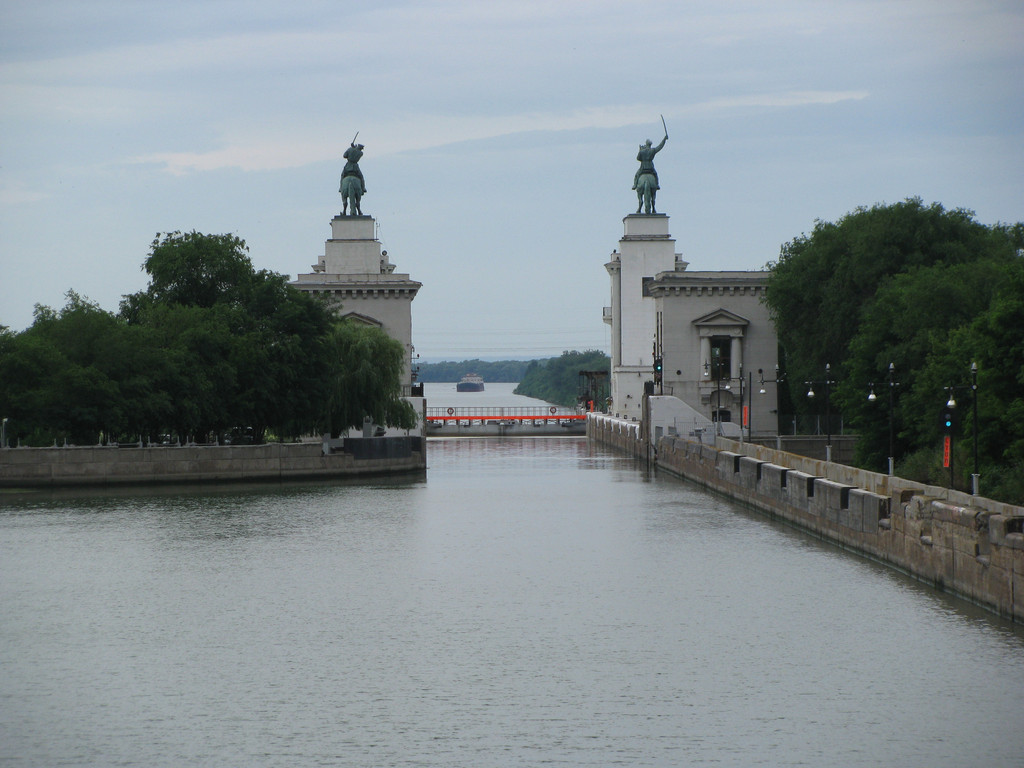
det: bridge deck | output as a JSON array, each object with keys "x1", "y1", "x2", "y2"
[
  {"x1": 423, "y1": 409, "x2": 585, "y2": 428},
  {"x1": 426, "y1": 406, "x2": 586, "y2": 424}
]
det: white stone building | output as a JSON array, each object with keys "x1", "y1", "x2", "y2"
[
  {"x1": 604, "y1": 213, "x2": 780, "y2": 439},
  {"x1": 646, "y1": 269, "x2": 779, "y2": 438},
  {"x1": 291, "y1": 214, "x2": 421, "y2": 396},
  {"x1": 605, "y1": 214, "x2": 684, "y2": 422}
]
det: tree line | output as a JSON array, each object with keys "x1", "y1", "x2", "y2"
[
  {"x1": 0, "y1": 232, "x2": 416, "y2": 446},
  {"x1": 513, "y1": 350, "x2": 611, "y2": 407},
  {"x1": 764, "y1": 198, "x2": 1024, "y2": 503},
  {"x1": 416, "y1": 359, "x2": 533, "y2": 383}
]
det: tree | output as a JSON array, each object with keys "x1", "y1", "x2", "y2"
[
  {"x1": 841, "y1": 258, "x2": 1009, "y2": 470},
  {"x1": 0, "y1": 231, "x2": 422, "y2": 446},
  {"x1": 514, "y1": 350, "x2": 610, "y2": 407},
  {"x1": 912, "y1": 257, "x2": 1024, "y2": 501},
  {"x1": 138, "y1": 231, "x2": 254, "y2": 310},
  {"x1": 765, "y1": 200, "x2": 1024, "y2": 501},
  {"x1": 0, "y1": 293, "x2": 132, "y2": 445},
  {"x1": 766, "y1": 199, "x2": 1013, "y2": 394},
  {"x1": 323, "y1": 321, "x2": 417, "y2": 435},
  {"x1": 120, "y1": 232, "x2": 340, "y2": 442}
]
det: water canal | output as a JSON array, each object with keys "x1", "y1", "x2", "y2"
[{"x1": 2, "y1": 384, "x2": 1022, "y2": 766}]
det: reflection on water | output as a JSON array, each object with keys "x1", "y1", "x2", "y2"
[{"x1": 1, "y1": 437, "x2": 1022, "y2": 768}]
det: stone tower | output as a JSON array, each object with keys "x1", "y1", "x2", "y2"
[
  {"x1": 291, "y1": 214, "x2": 421, "y2": 395},
  {"x1": 604, "y1": 213, "x2": 685, "y2": 420}
]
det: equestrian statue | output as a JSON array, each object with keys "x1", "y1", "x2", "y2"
[
  {"x1": 339, "y1": 133, "x2": 366, "y2": 216},
  {"x1": 633, "y1": 116, "x2": 668, "y2": 214}
]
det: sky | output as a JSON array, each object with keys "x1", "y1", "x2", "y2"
[{"x1": 2, "y1": 0, "x2": 1022, "y2": 360}]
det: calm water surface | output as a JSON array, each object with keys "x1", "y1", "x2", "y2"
[{"x1": 2, "y1": 393, "x2": 1023, "y2": 766}]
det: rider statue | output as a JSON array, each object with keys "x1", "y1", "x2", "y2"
[
  {"x1": 340, "y1": 141, "x2": 366, "y2": 196},
  {"x1": 633, "y1": 117, "x2": 668, "y2": 214},
  {"x1": 633, "y1": 133, "x2": 668, "y2": 198}
]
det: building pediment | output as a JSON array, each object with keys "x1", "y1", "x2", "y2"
[
  {"x1": 339, "y1": 311, "x2": 383, "y2": 328},
  {"x1": 692, "y1": 308, "x2": 750, "y2": 328}
]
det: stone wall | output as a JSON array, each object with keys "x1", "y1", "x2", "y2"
[
  {"x1": 589, "y1": 414, "x2": 1023, "y2": 623},
  {"x1": 587, "y1": 414, "x2": 647, "y2": 460},
  {"x1": 655, "y1": 435, "x2": 1023, "y2": 622},
  {"x1": 0, "y1": 439, "x2": 425, "y2": 489}
]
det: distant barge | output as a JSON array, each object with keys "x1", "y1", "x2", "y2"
[{"x1": 456, "y1": 373, "x2": 485, "y2": 392}]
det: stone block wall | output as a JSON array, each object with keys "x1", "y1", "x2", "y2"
[
  {"x1": 0, "y1": 440, "x2": 426, "y2": 489},
  {"x1": 652, "y1": 433, "x2": 1024, "y2": 623},
  {"x1": 587, "y1": 414, "x2": 646, "y2": 459},
  {"x1": 589, "y1": 412, "x2": 1023, "y2": 623}
]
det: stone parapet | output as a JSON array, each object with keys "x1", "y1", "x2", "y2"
[
  {"x1": 589, "y1": 420, "x2": 1023, "y2": 623},
  {"x1": 586, "y1": 414, "x2": 646, "y2": 459},
  {"x1": 0, "y1": 439, "x2": 425, "y2": 489}
]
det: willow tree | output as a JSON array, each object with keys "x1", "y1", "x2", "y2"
[{"x1": 323, "y1": 321, "x2": 418, "y2": 435}]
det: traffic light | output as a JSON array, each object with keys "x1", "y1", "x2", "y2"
[
  {"x1": 941, "y1": 406, "x2": 956, "y2": 433},
  {"x1": 653, "y1": 356, "x2": 663, "y2": 383}
]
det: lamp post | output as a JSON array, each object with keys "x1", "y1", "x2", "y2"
[
  {"x1": 945, "y1": 362, "x2": 980, "y2": 495},
  {"x1": 1, "y1": 417, "x2": 6, "y2": 449},
  {"x1": 759, "y1": 366, "x2": 785, "y2": 440},
  {"x1": 704, "y1": 353, "x2": 727, "y2": 435},
  {"x1": 971, "y1": 362, "x2": 979, "y2": 496},
  {"x1": 747, "y1": 369, "x2": 753, "y2": 441},
  {"x1": 944, "y1": 385, "x2": 958, "y2": 489},
  {"x1": 806, "y1": 363, "x2": 835, "y2": 462},
  {"x1": 867, "y1": 362, "x2": 898, "y2": 475},
  {"x1": 733, "y1": 367, "x2": 745, "y2": 443}
]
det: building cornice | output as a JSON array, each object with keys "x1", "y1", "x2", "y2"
[
  {"x1": 647, "y1": 270, "x2": 768, "y2": 297},
  {"x1": 291, "y1": 276, "x2": 421, "y2": 299}
]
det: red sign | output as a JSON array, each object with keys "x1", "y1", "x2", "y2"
[
  {"x1": 743, "y1": 405, "x2": 749, "y2": 428},
  {"x1": 942, "y1": 435, "x2": 951, "y2": 468}
]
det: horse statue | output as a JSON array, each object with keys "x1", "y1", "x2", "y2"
[
  {"x1": 341, "y1": 174, "x2": 363, "y2": 216},
  {"x1": 339, "y1": 139, "x2": 366, "y2": 216},
  {"x1": 635, "y1": 172, "x2": 658, "y2": 215}
]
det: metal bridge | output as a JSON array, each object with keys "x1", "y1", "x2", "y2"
[{"x1": 425, "y1": 406, "x2": 586, "y2": 435}]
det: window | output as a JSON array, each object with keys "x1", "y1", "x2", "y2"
[{"x1": 709, "y1": 338, "x2": 731, "y2": 379}]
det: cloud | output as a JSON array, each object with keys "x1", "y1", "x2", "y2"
[
  {"x1": 133, "y1": 91, "x2": 870, "y2": 175},
  {"x1": 0, "y1": 182, "x2": 48, "y2": 205}
]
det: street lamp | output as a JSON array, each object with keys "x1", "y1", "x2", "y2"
[
  {"x1": 867, "y1": 362, "x2": 898, "y2": 475},
  {"x1": 704, "y1": 358, "x2": 722, "y2": 434},
  {"x1": 759, "y1": 366, "x2": 785, "y2": 439},
  {"x1": 971, "y1": 362, "x2": 979, "y2": 495},
  {"x1": 944, "y1": 362, "x2": 980, "y2": 495},
  {"x1": 732, "y1": 367, "x2": 746, "y2": 443},
  {"x1": 806, "y1": 363, "x2": 836, "y2": 462}
]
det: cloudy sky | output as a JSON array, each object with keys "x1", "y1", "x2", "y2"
[{"x1": 2, "y1": 0, "x2": 1021, "y2": 359}]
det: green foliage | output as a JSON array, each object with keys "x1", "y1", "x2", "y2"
[
  {"x1": 140, "y1": 231, "x2": 254, "y2": 309},
  {"x1": 0, "y1": 233, "x2": 417, "y2": 445},
  {"x1": 514, "y1": 350, "x2": 610, "y2": 407},
  {"x1": 120, "y1": 233, "x2": 339, "y2": 442},
  {"x1": 324, "y1": 322, "x2": 417, "y2": 435},
  {"x1": 766, "y1": 199, "x2": 1024, "y2": 502},
  {"x1": 416, "y1": 359, "x2": 533, "y2": 382},
  {"x1": 0, "y1": 292, "x2": 130, "y2": 444},
  {"x1": 766, "y1": 199, "x2": 1009, "y2": 390}
]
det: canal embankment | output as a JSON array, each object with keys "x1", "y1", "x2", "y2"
[
  {"x1": 0, "y1": 437, "x2": 425, "y2": 489},
  {"x1": 588, "y1": 414, "x2": 1024, "y2": 623}
]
